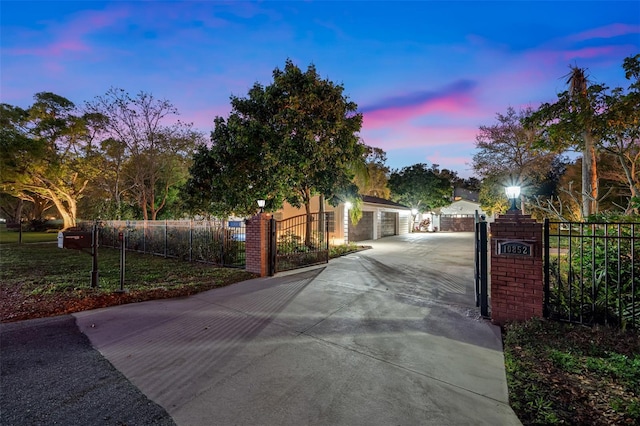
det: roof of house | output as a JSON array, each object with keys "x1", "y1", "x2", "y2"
[
  {"x1": 361, "y1": 195, "x2": 411, "y2": 210},
  {"x1": 453, "y1": 188, "x2": 479, "y2": 202}
]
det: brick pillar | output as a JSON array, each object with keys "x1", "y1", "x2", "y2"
[
  {"x1": 245, "y1": 213, "x2": 272, "y2": 277},
  {"x1": 490, "y1": 212, "x2": 544, "y2": 326}
]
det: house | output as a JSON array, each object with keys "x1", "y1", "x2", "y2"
[
  {"x1": 274, "y1": 195, "x2": 411, "y2": 244},
  {"x1": 431, "y1": 189, "x2": 492, "y2": 232}
]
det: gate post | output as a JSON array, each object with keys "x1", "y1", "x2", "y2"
[
  {"x1": 475, "y1": 218, "x2": 489, "y2": 318},
  {"x1": 490, "y1": 212, "x2": 544, "y2": 326},
  {"x1": 245, "y1": 213, "x2": 272, "y2": 277}
]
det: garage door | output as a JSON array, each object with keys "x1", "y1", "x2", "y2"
[
  {"x1": 348, "y1": 211, "x2": 374, "y2": 242},
  {"x1": 381, "y1": 212, "x2": 397, "y2": 237},
  {"x1": 398, "y1": 214, "x2": 409, "y2": 235},
  {"x1": 440, "y1": 215, "x2": 475, "y2": 232}
]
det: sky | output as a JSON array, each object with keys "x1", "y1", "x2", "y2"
[{"x1": 2, "y1": 1, "x2": 639, "y2": 178}]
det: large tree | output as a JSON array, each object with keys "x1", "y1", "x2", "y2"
[
  {"x1": 85, "y1": 88, "x2": 202, "y2": 220},
  {"x1": 473, "y1": 106, "x2": 560, "y2": 214},
  {"x1": 0, "y1": 93, "x2": 100, "y2": 228},
  {"x1": 183, "y1": 60, "x2": 365, "y2": 226},
  {"x1": 388, "y1": 163, "x2": 452, "y2": 212},
  {"x1": 528, "y1": 55, "x2": 640, "y2": 218},
  {"x1": 527, "y1": 68, "x2": 605, "y2": 218}
]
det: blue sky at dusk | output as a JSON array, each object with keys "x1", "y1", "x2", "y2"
[{"x1": 2, "y1": 1, "x2": 639, "y2": 178}]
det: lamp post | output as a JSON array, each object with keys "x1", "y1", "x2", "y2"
[
  {"x1": 505, "y1": 186, "x2": 521, "y2": 212},
  {"x1": 257, "y1": 199, "x2": 265, "y2": 213}
]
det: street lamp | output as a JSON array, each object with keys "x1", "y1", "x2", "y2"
[
  {"x1": 257, "y1": 199, "x2": 265, "y2": 213},
  {"x1": 505, "y1": 186, "x2": 521, "y2": 211}
]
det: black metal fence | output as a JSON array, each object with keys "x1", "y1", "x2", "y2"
[
  {"x1": 82, "y1": 220, "x2": 246, "y2": 268},
  {"x1": 474, "y1": 211, "x2": 489, "y2": 317},
  {"x1": 271, "y1": 213, "x2": 331, "y2": 273},
  {"x1": 544, "y1": 220, "x2": 639, "y2": 329}
]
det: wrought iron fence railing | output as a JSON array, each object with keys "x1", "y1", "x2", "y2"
[
  {"x1": 271, "y1": 213, "x2": 331, "y2": 273},
  {"x1": 80, "y1": 219, "x2": 246, "y2": 268},
  {"x1": 544, "y1": 220, "x2": 639, "y2": 329}
]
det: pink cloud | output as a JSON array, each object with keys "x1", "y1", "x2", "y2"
[
  {"x1": 11, "y1": 40, "x2": 90, "y2": 56},
  {"x1": 424, "y1": 151, "x2": 473, "y2": 168},
  {"x1": 362, "y1": 125, "x2": 478, "y2": 152},
  {"x1": 562, "y1": 46, "x2": 620, "y2": 61},
  {"x1": 363, "y1": 95, "x2": 476, "y2": 129},
  {"x1": 362, "y1": 80, "x2": 480, "y2": 129},
  {"x1": 570, "y1": 23, "x2": 640, "y2": 42},
  {"x1": 7, "y1": 6, "x2": 129, "y2": 58}
]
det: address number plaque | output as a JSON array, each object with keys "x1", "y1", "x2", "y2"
[{"x1": 497, "y1": 240, "x2": 533, "y2": 256}]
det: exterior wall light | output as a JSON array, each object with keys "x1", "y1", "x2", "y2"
[
  {"x1": 411, "y1": 208, "x2": 418, "y2": 215},
  {"x1": 345, "y1": 201, "x2": 352, "y2": 210},
  {"x1": 257, "y1": 199, "x2": 265, "y2": 213},
  {"x1": 505, "y1": 186, "x2": 521, "y2": 211}
]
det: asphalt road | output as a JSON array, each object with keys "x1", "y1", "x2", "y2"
[{"x1": 1, "y1": 315, "x2": 175, "y2": 426}]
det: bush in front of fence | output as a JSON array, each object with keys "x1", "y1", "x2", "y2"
[
  {"x1": 548, "y1": 219, "x2": 640, "y2": 329},
  {"x1": 86, "y1": 220, "x2": 246, "y2": 268}
]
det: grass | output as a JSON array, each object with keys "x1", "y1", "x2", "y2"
[
  {"x1": 330, "y1": 242, "x2": 362, "y2": 258},
  {"x1": 503, "y1": 318, "x2": 640, "y2": 425},
  {"x1": 0, "y1": 225, "x2": 58, "y2": 244},
  {"x1": 0, "y1": 240, "x2": 255, "y2": 322}
]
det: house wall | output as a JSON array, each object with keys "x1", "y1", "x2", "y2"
[
  {"x1": 440, "y1": 200, "x2": 489, "y2": 217},
  {"x1": 277, "y1": 198, "x2": 347, "y2": 245},
  {"x1": 277, "y1": 196, "x2": 410, "y2": 244}
]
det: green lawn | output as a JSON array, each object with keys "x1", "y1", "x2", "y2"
[
  {"x1": 0, "y1": 225, "x2": 58, "y2": 244},
  {"x1": 1, "y1": 242, "x2": 255, "y2": 322}
]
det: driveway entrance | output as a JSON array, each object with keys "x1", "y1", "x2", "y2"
[{"x1": 75, "y1": 232, "x2": 521, "y2": 425}]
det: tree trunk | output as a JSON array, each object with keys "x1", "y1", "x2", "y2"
[
  {"x1": 582, "y1": 131, "x2": 598, "y2": 218},
  {"x1": 618, "y1": 153, "x2": 640, "y2": 214},
  {"x1": 49, "y1": 192, "x2": 75, "y2": 229},
  {"x1": 14, "y1": 198, "x2": 23, "y2": 226}
]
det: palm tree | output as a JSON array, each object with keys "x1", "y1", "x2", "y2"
[{"x1": 566, "y1": 66, "x2": 598, "y2": 217}]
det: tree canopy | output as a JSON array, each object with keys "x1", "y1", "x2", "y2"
[
  {"x1": 183, "y1": 60, "x2": 365, "y2": 218},
  {"x1": 353, "y1": 146, "x2": 391, "y2": 199},
  {"x1": 526, "y1": 54, "x2": 640, "y2": 217},
  {"x1": 388, "y1": 163, "x2": 452, "y2": 212},
  {"x1": 0, "y1": 93, "x2": 101, "y2": 228},
  {"x1": 85, "y1": 88, "x2": 202, "y2": 220},
  {"x1": 472, "y1": 106, "x2": 563, "y2": 215}
]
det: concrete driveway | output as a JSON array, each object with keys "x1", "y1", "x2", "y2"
[{"x1": 75, "y1": 232, "x2": 521, "y2": 425}]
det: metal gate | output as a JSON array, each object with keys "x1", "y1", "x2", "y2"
[
  {"x1": 544, "y1": 220, "x2": 639, "y2": 328},
  {"x1": 474, "y1": 211, "x2": 489, "y2": 317},
  {"x1": 270, "y1": 213, "x2": 330, "y2": 274}
]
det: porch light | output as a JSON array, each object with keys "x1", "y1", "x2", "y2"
[
  {"x1": 505, "y1": 186, "x2": 520, "y2": 211},
  {"x1": 345, "y1": 201, "x2": 352, "y2": 209},
  {"x1": 257, "y1": 199, "x2": 265, "y2": 213},
  {"x1": 411, "y1": 208, "x2": 418, "y2": 216}
]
